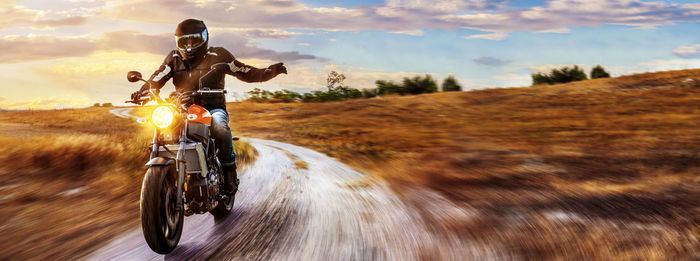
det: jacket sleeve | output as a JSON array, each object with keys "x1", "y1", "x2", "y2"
[
  {"x1": 217, "y1": 47, "x2": 277, "y2": 83},
  {"x1": 139, "y1": 51, "x2": 175, "y2": 92}
]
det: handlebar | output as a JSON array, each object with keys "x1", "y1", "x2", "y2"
[
  {"x1": 127, "y1": 87, "x2": 226, "y2": 107},
  {"x1": 197, "y1": 89, "x2": 227, "y2": 94}
]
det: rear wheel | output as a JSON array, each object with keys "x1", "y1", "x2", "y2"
[
  {"x1": 140, "y1": 165, "x2": 183, "y2": 254},
  {"x1": 209, "y1": 181, "x2": 236, "y2": 220},
  {"x1": 210, "y1": 191, "x2": 235, "y2": 220}
]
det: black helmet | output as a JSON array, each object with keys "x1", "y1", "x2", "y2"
[{"x1": 175, "y1": 19, "x2": 208, "y2": 61}]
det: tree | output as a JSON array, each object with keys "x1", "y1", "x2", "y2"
[
  {"x1": 550, "y1": 66, "x2": 587, "y2": 83},
  {"x1": 326, "y1": 71, "x2": 347, "y2": 91},
  {"x1": 531, "y1": 65, "x2": 588, "y2": 85},
  {"x1": 590, "y1": 64, "x2": 611, "y2": 79},
  {"x1": 375, "y1": 80, "x2": 403, "y2": 95},
  {"x1": 441, "y1": 75, "x2": 462, "y2": 92},
  {"x1": 532, "y1": 72, "x2": 553, "y2": 85},
  {"x1": 402, "y1": 74, "x2": 438, "y2": 95}
]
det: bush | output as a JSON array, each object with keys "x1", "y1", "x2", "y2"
[
  {"x1": 532, "y1": 65, "x2": 588, "y2": 85},
  {"x1": 248, "y1": 88, "x2": 273, "y2": 102},
  {"x1": 362, "y1": 88, "x2": 378, "y2": 98},
  {"x1": 272, "y1": 89, "x2": 302, "y2": 102},
  {"x1": 532, "y1": 72, "x2": 554, "y2": 85},
  {"x1": 441, "y1": 75, "x2": 462, "y2": 92},
  {"x1": 341, "y1": 87, "x2": 362, "y2": 99},
  {"x1": 249, "y1": 87, "x2": 361, "y2": 103},
  {"x1": 591, "y1": 65, "x2": 611, "y2": 79},
  {"x1": 376, "y1": 74, "x2": 438, "y2": 96},
  {"x1": 403, "y1": 74, "x2": 438, "y2": 95},
  {"x1": 376, "y1": 80, "x2": 404, "y2": 95}
]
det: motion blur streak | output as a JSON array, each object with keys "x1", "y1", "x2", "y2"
[{"x1": 87, "y1": 139, "x2": 478, "y2": 260}]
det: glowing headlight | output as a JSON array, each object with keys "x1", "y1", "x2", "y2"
[{"x1": 152, "y1": 106, "x2": 174, "y2": 128}]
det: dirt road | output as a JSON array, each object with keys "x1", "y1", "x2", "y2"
[{"x1": 89, "y1": 108, "x2": 476, "y2": 260}]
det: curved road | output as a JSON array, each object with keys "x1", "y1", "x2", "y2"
[{"x1": 92, "y1": 108, "x2": 475, "y2": 260}]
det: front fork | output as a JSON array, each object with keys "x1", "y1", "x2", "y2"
[
  {"x1": 150, "y1": 126, "x2": 187, "y2": 212},
  {"x1": 175, "y1": 139, "x2": 186, "y2": 212}
]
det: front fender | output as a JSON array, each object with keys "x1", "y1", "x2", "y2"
[{"x1": 145, "y1": 157, "x2": 175, "y2": 167}]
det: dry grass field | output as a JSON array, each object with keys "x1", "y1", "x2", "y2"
[
  {"x1": 0, "y1": 69, "x2": 698, "y2": 259},
  {"x1": 229, "y1": 69, "x2": 700, "y2": 259}
]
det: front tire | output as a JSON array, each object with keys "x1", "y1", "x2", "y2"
[{"x1": 140, "y1": 165, "x2": 183, "y2": 254}]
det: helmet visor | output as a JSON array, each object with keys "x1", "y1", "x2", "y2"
[{"x1": 175, "y1": 29, "x2": 207, "y2": 50}]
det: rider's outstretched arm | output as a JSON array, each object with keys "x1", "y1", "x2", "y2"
[
  {"x1": 139, "y1": 51, "x2": 176, "y2": 92},
  {"x1": 215, "y1": 47, "x2": 286, "y2": 83}
]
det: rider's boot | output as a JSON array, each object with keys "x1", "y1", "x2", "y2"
[{"x1": 222, "y1": 163, "x2": 238, "y2": 194}]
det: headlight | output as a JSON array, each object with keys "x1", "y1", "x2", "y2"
[{"x1": 152, "y1": 106, "x2": 174, "y2": 128}]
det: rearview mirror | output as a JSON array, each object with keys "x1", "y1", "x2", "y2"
[{"x1": 127, "y1": 71, "x2": 143, "y2": 83}]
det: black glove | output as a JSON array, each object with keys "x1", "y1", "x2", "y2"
[
  {"x1": 130, "y1": 89, "x2": 148, "y2": 104},
  {"x1": 268, "y1": 62, "x2": 287, "y2": 75},
  {"x1": 180, "y1": 91, "x2": 198, "y2": 105}
]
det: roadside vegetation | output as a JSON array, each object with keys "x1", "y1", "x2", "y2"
[
  {"x1": 248, "y1": 71, "x2": 463, "y2": 103},
  {"x1": 532, "y1": 64, "x2": 611, "y2": 85},
  {"x1": 231, "y1": 69, "x2": 700, "y2": 259}
]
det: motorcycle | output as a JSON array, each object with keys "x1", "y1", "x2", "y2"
[{"x1": 126, "y1": 70, "x2": 235, "y2": 254}]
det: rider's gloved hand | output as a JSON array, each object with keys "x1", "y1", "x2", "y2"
[
  {"x1": 180, "y1": 92, "x2": 198, "y2": 105},
  {"x1": 268, "y1": 62, "x2": 287, "y2": 75},
  {"x1": 130, "y1": 89, "x2": 148, "y2": 104}
]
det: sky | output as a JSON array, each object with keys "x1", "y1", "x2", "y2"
[{"x1": 1, "y1": 0, "x2": 700, "y2": 109}]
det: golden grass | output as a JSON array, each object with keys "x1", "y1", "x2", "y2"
[
  {"x1": 228, "y1": 69, "x2": 700, "y2": 259},
  {"x1": 0, "y1": 107, "x2": 257, "y2": 260}
]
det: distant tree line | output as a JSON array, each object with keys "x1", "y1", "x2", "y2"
[
  {"x1": 248, "y1": 71, "x2": 463, "y2": 103},
  {"x1": 93, "y1": 103, "x2": 113, "y2": 107},
  {"x1": 532, "y1": 65, "x2": 611, "y2": 85}
]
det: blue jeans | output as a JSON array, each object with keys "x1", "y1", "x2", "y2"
[{"x1": 210, "y1": 108, "x2": 235, "y2": 166}]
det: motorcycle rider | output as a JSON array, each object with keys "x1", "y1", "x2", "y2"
[{"x1": 131, "y1": 19, "x2": 287, "y2": 194}]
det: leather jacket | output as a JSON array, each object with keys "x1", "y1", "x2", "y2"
[{"x1": 140, "y1": 47, "x2": 280, "y2": 110}]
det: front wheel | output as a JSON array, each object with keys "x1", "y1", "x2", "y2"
[{"x1": 140, "y1": 165, "x2": 183, "y2": 254}]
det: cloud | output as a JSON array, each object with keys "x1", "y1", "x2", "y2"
[
  {"x1": 0, "y1": 2, "x2": 40, "y2": 30},
  {"x1": 673, "y1": 44, "x2": 700, "y2": 58},
  {"x1": 211, "y1": 32, "x2": 318, "y2": 62},
  {"x1": 32, "y1": 16, "x2": 88, "y2": 29},
  {"x1": 98, "y1": 30, "x2": 318, "y2": 62},
  {"x1": 466, "y1": 32, "x2": 509, "y2": 40},
  {"x1": 473, "y1": 56, "x2": 510, "y2": 66},
  {"x1": 0, "y1": 30, "x2": 319, "y2": 63},
  {"x1": 212, "y1": 28, "x2": 301, "y2": 40},
  {"x1": 0, "y1": 35, "x2": 98, "y2": 63},
  {"x1": 1, "y1": 1, "x2": 92, "y2": 30},
  {"x1": 608, "y1": 58, "x2": 700, "y2": 75},
  {"x1": 99, "y1": 31, "x2": 172, "y2": 54},
  {"x1": 96, "y1": 0, "x2": 700, "y2": 40},
  {"x1": 381, "y1": 0, "x2": 507, "y2": 14}
]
